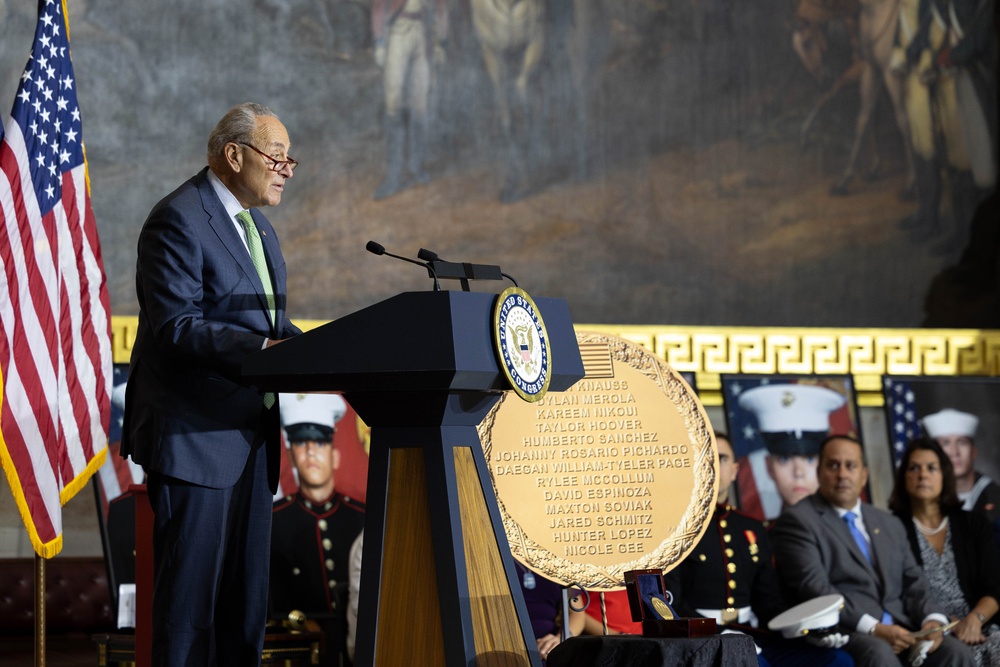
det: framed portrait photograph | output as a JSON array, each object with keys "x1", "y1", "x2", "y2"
[
  {"x1": 722, "y1": 375, "x2": 862, "y2": 522},
  {"x1": 882, "y1": 376, "x2": 1000, "y2": 531}
]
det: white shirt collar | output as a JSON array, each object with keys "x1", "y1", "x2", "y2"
[
  {"x1": 832, "y1": 499, "x2": 864, "y2": 519},
  {"x1": 207, "y1": 167, "x2": 251, "y2": 252},
  {"x1": 207, "y1": 168, "x2": 247, "y2": 218}
]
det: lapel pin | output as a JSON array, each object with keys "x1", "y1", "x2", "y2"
[{"x1": 873, "y1": 528, "x2": 879, "y2": 535}]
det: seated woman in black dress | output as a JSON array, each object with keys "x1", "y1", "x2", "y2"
[{"x1": 889, "y1": 437, "x2": 1000, "y2": 666}]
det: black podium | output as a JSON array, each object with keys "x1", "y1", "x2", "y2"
[{"x1": 243, "y1": 291, "x2": 584, "y2": 667}]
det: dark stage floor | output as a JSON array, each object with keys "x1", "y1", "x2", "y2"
[{"x1": 1, "y1": 636, "x2": 98, "y2": 667}]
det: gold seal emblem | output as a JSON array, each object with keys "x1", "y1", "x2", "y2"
[
  {"x1": 651, "y1": 597, "x2": 674, "y2": 620},
  {"x1": 480, "y1": 331, "x2": 717, "y2": 589}
]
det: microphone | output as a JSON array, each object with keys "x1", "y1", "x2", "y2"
[
  {"x1": 366, "y1": 241, "x2": 441, "y2": 291},
  {"x1": 418, "y1": 247, "x2": 518, "y2": 288}
]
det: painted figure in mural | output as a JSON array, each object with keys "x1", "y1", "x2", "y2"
[
  {"x1": 470, "y1": 0, "x2": 606, "y2": 202},
  {"x1": 828, "y1": 0, "x2": 917, "y2": 197},
  {"x1": 121, "y1": 102, "x2": 302, "y2": 667},
  {"x1": 899, "y1": 0, "x2": 997, "y2": 255},
  {"x1": 739, "y1": 384, "x2": 847, "y2": 520},
  {"x1": 921, "y1": 409, "x2": 1000, "y2": 546},
  {"x1": 893, "y1": 0, "x2": 940, "y2": 242},
  {"x1": 550, "y1": 0, "x2": 608, "y2": 183},
  {"x1": 469, "y1": 0, "x2": 547, "y2": 202},
  {"x1": 371, "y1": 0, "x2": 447, "y2": 200},
  {"x1": 794, "y1": 0, "x2": 863, "y2": 147},
  {"x1": 323, "y1": 0, "x2": 371, "y2": 60},
  {"x1": 271, "y1": 393, "x2": 364, "y2": 667}
]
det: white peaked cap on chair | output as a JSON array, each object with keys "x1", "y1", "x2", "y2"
[{"x1": 768, "y1": 594, "x2": 844, "y2": 638}]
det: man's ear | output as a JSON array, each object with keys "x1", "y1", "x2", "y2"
[
  {"x1": 225, "y1": 142, "x2": 243, "y2": 172},
  {"x1": 332, "y1": 447, "x2": 341, "y2": 471}
]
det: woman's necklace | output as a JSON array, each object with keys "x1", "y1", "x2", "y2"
[{"x1": 912, "y1": 515, "x2": 949, "y2": 536}]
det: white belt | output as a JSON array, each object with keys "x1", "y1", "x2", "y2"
[{"x1": 696, "y1": 606, "x2": 755, "y2": 626}]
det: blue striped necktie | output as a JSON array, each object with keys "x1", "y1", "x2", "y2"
[
  {"x1": 845, "y1": 511, "x2": 892, "y2": 624},
  {"x1": 843, "y1": 511, "x2": 872, "y2": 564}
]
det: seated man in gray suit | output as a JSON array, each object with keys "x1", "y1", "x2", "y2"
[{"x1": 772, "y1": 435, "x2": 973, "y2": 667}]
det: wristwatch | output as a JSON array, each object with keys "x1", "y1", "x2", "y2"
[{"x1": 975, "y1": 612, "x2": 987, "y2": 624}]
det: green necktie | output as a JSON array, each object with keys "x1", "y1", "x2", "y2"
[
  {"x1": 236, "y1": 210, "x2": 276, "y2": 326},
  {"x1": 236, "y1": 210, "x2": 276, "y2": 409}
]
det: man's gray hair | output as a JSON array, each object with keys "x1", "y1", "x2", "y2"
[{"x1": 207, "y1": 102, "x2": 278, "y2": 161}]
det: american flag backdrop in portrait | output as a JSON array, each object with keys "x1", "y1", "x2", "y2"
[
  {"x1": 882, "y1": 377, "x2": 920, "y2": 467},
  {"x1": 0, "y1": 0, "x2": 112, "y2": 558}
]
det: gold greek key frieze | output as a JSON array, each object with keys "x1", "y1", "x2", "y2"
[
  {"x1": 111, "y1": 316, "x2": 1000, "y2": 406},
  {"x1": 577, "y1": 326, "x2": 1000, "y2": 406}
]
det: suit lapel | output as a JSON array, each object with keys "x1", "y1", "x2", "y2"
[
  {"x1": 861, "y1": 506, "x2": 888, "y2": 596},
  {"x1": 197, "y1": 174, "x2": 275, "y2": 332},
  {"x1": 816, "y1": 497, "x2": 876, "y2": 575}
]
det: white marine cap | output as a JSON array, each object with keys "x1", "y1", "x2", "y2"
[
  {"x1": 739, "y1": 384, "x2": 846, "y2": 433},
  {"x1": 921, "y1": 408, "x2": 978, "y2": 439},
  {"x1": 739, "y1": 384, "x2": 846, "y2": 457},
  {"x1": 279, "y1": 393, "x2": 348, "y2": 442},
  {"x1": 768, "y1": 594, "x2": 844, "y2": 638}
]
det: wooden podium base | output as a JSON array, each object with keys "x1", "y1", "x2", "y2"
[{"x1": 354, "y1": 424, "x2": 539, "y2": 667}]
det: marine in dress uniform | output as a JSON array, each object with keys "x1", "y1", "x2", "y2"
[
  {"x1": 666, "y1": 501, "x2": 784, "y2": 628},
  {"x1": 737, "y1": 384, "x2": 848, "y2": 520},
  {"x1": 665, "y1": 434, "x2": 853, "y2": 667},
  {"x1": 270, "y1": 393, "x2": 365, "y2": 667}
]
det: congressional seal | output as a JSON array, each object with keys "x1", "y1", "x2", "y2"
[
  {"x1": 493, "y1": 287, "x2": 551, "y2": 402},
  {"x1": 479, "y1": 331, "x2": 717, "y2": 589}
]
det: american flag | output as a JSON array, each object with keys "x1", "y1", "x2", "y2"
[
  {"x1": 883, "y1": 377, "x2": 920, "y2": 467},
  {"x1": 0, "y1": 0, "x2": 112, "y2": 558}
]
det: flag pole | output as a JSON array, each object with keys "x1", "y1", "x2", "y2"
[{"x1": 35, "y1": 553, "x2": 46, "y2": 667}]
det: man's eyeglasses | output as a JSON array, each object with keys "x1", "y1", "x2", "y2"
[{"x1": 241, "y1": 143, "x2": 298, "y2": 172}]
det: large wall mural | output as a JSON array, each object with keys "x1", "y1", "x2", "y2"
[{"x1": 1, "y1": 0, "x2": 996, "y2": 328}]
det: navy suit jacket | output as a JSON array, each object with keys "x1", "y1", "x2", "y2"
[
  {"x1": 772, "y1": 493, "x2": 943, "y2": 631},
  {"x1": 121, "y1": 167, "x2": 301, "y2": 493}
]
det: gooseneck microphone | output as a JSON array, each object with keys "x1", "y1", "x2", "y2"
[
  {"x1": 418, "y1": 247, "x2": 518, "y2": 288},
  {"x1": 366, "y1": 241, "x2": 441, "y2": 291}
]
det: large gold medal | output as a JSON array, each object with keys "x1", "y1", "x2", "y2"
[{"x1": 480, "y1": 331, "x2": 717, "y2": 589}]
